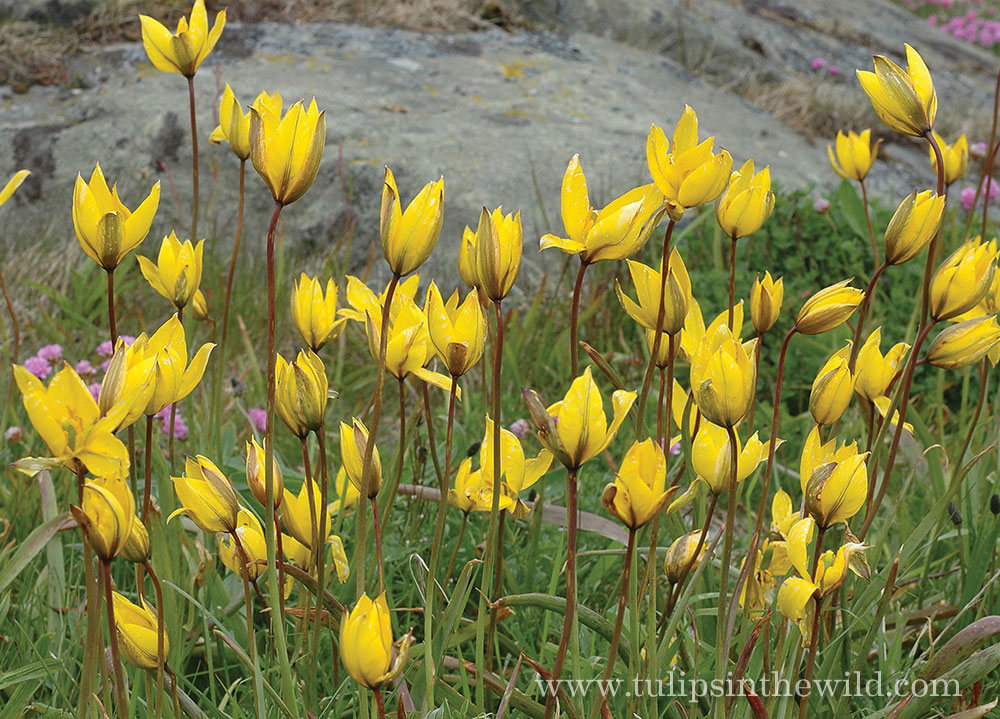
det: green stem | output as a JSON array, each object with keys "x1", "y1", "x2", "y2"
[
  {"x1": 167, "y1": 306, "x2": 182, "y2": 477},
  {"x1": 543, "y1": 468, "x2": 579, "y2": 719},
  {"x1": 569, "y1": 260, "x2": 588, "y2": 379},
  {"x1": 798, "y1": 527, "x2": 826, "y2": 719},
  {"x1": 142, "y1": 415, "x2": 154, "y2": 524},
  {"x1": 142, "y1": 561, "x2": 166, "y2": 719},
  {"x1": 371, "y1": 497, "x2": 385, "y2": 592},
  {"x1": 232, "y1": 533, "x2": 265, "y2": 719},
  {"x1": 713, "y1": 426, "x2": 740, "y2": 718},
  {"x1": 186, "y1": 75, "x2": 199, "y2": 240},
  {"x1": 920, "y1": 132, "x2": 946, "y2": 326},
  {"x1": 77, "y1": 467, "x2": 98, "y2": 719},
  {"x1": 859, "y1": 179, "x2": 879, "y2": 267},
  {"x1": 101, "y1": 560, "x2": 130, "y2": 719},
  {"x1": 106, "y1": 269, "x2": 117, "y2": 345},
  {"x1": 301, "y1": 436, "x2": 320, "y2": 711}
]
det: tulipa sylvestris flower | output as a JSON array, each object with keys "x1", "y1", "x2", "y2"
[
  {"x1": 331, "y1": 466, "x2": 362, "y2": 515},
  {"x1": 448, "y1": 457, "x2": 493, "y2": 513},
  {"x1": 857, "y1": 44, "x2": 937, "y2": 137},
  {"x1": 458, "y1": 226, "x2": 479, "y2": 289},
  {"x1": 664, "y1": 531, "x2": 706, "y2": 582},
  {"x1": 691, "y1": 422, "x2": 772, "y2": 495},
  {"x1": 679, "y1": 300, "x2": 745, "y2": 364},
  {"x1": 139, "y1": 0, "x2": 226, "y2": 77},
  {"x1": 799, "y1": 427, "x2": 869, "y2": 529},
  {"x1": 112, "y1": 592, "x2": 169, "y2": 669},
  {"x1": 928, "y1": 132, "x2": 968, "y2": 184},
  {"x1": 602, "y1": 439, "x2": 678, "y2": 529},
  {"x1": 340, "y1": 592, "x2": 412, "y2": 690},
  {"x1": 380, "y1": 166, "x2": 444, "y2": 277},
  {"x1": 13, "y1": 363, "x2": 130, "y2": 479},
  {"x1": 249, "y1": 97, "x2": 326, "y2": 206},
  {"x1": 540, "y1": 154, "x2": 664, "y2": 262},
  {"x1": 97, "y1": 341, "x2": 157, "y2": 431},
  {"x1": 274, "y1": 350, "x2": 328, "y2": 438},
  {"x1": 927, "y1": 315, "x2": 1000, "y2": 369},
  {"x1": 192, "y1": 289, "x2": 209, "y2": 321},
  {"x1": 855, "y1": 328, "x2": 910, "y2": 401},
  {"x1": 131, "y1": 315, "x2": 214, "y2": 416},
  {"x1": 475, "y1": 205, "x2": 523, "y2": 302},
  {"x1": 72, "y1": 163, "x2": 160, "y2": 272},
  {"x1": 809, "y1": 344, "x2": 856, "y2": 425},
  {"x1": 339, "y1": 274, "x2": 421, "y2": 325},
  {"x1": 340, "y1": 418, "x2": 382, "y2": 498},
  {"x1": 76, "y1": 475, "x2": 137, "y2": 560},
  {"x1": 827, "y1": 129, "x2": 880, "y2": 181},
  {"x1": 795, "y1": 280, "x2": 864, "y2": 335},
  {"x1": 246, "y1": 438, "x2": 283, "y2": 509},
  {"x1": 750, "y1": 271, "x2": 783, "y2": 335},
  {"x1": 169, "y1": 455, "x2": 240, "y2": 533},
  {"x1": 0, "y1": 169, "x2": 29, "y2": 206},
  {"x1": 219, "y1": 508, "x2": 267, "y2": 579},
  {"x1": 281, "y1": 478, "x2": 334, "y2": 550},
  {"x1": 615, "y1": 250, "x2": 691, "y2": 335},
  {"x1": 646, "y1": 105, "x2": 733, "y2": 213},
  {"x1": 290, "y1": 274, "x2": 348, "y2": 352},
  {"x1": 689, "y1": 326, "x2": 757, "y2": 428},
  {"x1": 363, "y1": 295, "x2": 454, "y2": 392},
  {"x1": 209, "y1": 87, "x2": 281, "y2": 160},
  {"x1": 883, "y1": 190, "x2": 945, "y2": 266},
  {"x1": 138, "y1": 233, "x2": 204, "y2": 311},
  {"x1": 715, "y1": 158, "x2": 774, "y2": 240},
  {"x1": 425, "y1": 282, "x2": 487, "y2": 377},
  {"x1": 122, "y1": 520, "x2": 150, "y2": 564},
  {"x1": 466, "y1": 418, "x2": 552, "y2": 519},
  {"x1": 929, "y1": 238, "x2": 998, "y2": 321},
  {"x1": 523, "y1": 366, "x2": 636, "y2": 470}
]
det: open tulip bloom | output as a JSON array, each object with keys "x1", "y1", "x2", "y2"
[{"x1": 139, "y1": 0, "x2": 226, "y2": 78}]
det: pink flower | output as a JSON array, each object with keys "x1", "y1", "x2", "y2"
[
  {"x1": 157, "y1": 405, "x2": 188, "y2": 440},
  {"x1": 75, "y1": 360, "x2": 96, "y2": 378},
  {"x1": 4, "y1": 426, "x2": 22, "y2": 444},
  {"x1": 811, "y1": 57, "x2": 826, "y2": 70},
  {"x1": 828, "y1": 65, "x2": 840, "y2": 76},
  {"x1": 23, "y1": 356, "x2": 52, "y2": 379},
  {"x1": 119, "y1": 335, "x2": 136, "y2": 347},
  {"x1": 96, "y1": 340, "x2": 114, "y2": 358},
  {"x1": 971, "y1": 141, "x2": 988, "y2": 160},
  {"x1": 813, "y1": 197, "x2": 832, "y2": 214},
  {"x1": 961, "y1": 186, "x2": 978, "y2": 212},
  {"x1": 37, "y1": 344, "x2": 63, "y2": 364},
  {"x1": 982, "y1": 175, "x2": 999, "y2": 201},
  {"x1": 508, "y1": 418, "x2": 531, "y2": 439},
  {"x1": 248, "y1": 408, "x2": 267, "y2": 433},
  {"x1": 88, "y1": 383, "x2": 102, "y2": 403}
]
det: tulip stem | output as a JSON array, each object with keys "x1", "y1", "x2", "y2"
[
  {"x1": 232, "y1": 534, "x2": 265, "y2": 719},
  {"x1": 374, "y1": 689, "x2": 386, "y2": 719},
  {"x1": 101, "y1": 560, "x2": 130, "y2": 719},
  {"x1": 848, "y1": 262, "x2": 889, "y2": 371},
  {"x1": 590, "y1": 526, "x2": 635, "y2": 719},
  {"x1": 747, "y1": 334, "x2": 762, "y2": 431},
  {"x1": 77, "y1": 467, "x2": 99, "y2": 719},
  {"x1": 378, "y1": 378, "x2": 408, "y2": 540},
  {"x1": 316, "y1": 424, "x2": 332, "y2": 634},
  {"x1": 142, "y1": 415, "x2": 154, "y2": 524},
  {"x1": 859, "y1": 179, "x2": 879, "y2": 267},
  {"x1": 371, "y1": 498, "x2": 385, "y2": 592},
  {"x1": 301, "y1": 435, "x2": 320, "y2": 712},
  {"x1": 569, "y1": 260, "x2": 588, "y2": 379},
  {"x1": 106, "y1": 269, "x2": 117, "y2": 346},
  {"x1": 798, "y1": 527, "x2": 826, "y2": 719},
  {"x1": 727, "y1": 239, "x2": 737, "y2": 330},
  {"x1": 713, "y1": 426, "x2": 741, "y2": 718},
  {"x1": 634, "y1": 219, "x2": 676, "y2": 441},
  {"x1": 186, "y1": 76, "x2": 199, "y2": 241},
  {"x1": 919, "y1": 132, "x2": 947, "y2": 327},
  {"x1": 420, "y1": 382, "x2": 444, "y2": 488},
  {"x1": 142, "y1": 560, "x2": 166, "y2": 719},
  {"x1": 0, "y1": 255, "x2": 21, "y2": 430},
  {"x1": 544, "y1": 467, "x2": 579, "y2": 719},
  {"x1": 656, "y1": 367, "x2": 666, "y2": 443}
]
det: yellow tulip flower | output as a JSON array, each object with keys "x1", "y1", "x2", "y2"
[
  {"x1": 715, "y1": 158, "x2": 774, "y2": 240},
  {"x1": 380, "y1": 166, "x2": 444, "y2": 277},
  {"x1": 139, "y1": 0, "x2": 225, "y2": 77},
  {"x1": 72, "y1": 163, "x2": 160, "y2": 271},
  {"x1": 927, "y1": 315, "x2": 1000, "y2": 369},
  {"x1": 169, "y1": 455, "x2": 240, "y2": 533},
  {"x1": 689, "y1": 326, "x2": 757, "y2": 428},
  {"x1": 218, "y1": 508, "x2": 267, "y2": 580},
  {"x1": 663, "y1": 531, "x2": 706, "y2": 582},
  {"x1": 339, "y1": 274, "x2": 421, "y2": 325},
  {"x1": 0, "y1": 169, "x2": 29, "y2": 206},
  {"x1": 246, "y1": 438, "x2": 283, "y2": 509},
  {"x1": 458, "y1": 225, "x2": 479, "y2": 289},
  {"x1": 112, "y1": 592, "x2": 168, "y2": 669},
  {"x1": 290, "y1": 273, "x2": 348, "y2": 352},
  {"x1": 340, "y1": 418, "x2": 382, "y2": 498},
  {"x1": 691, "y1": 421, "x2": 771, "y2": 495},
  {"x1": 930, "y1": 237, "x2": 998, "y2": 321},
  {"x1": 121, "y1": 520, "x2": 150, "y2": 564},
  {"x1": 750, "y1": 271, "x2": 783, "y2": 335},
  {"x1": 854, "y1": 328, "x2": 910, "y2": 401},
  {"x1": 602, "y1": 439, "x2": 677, "y2": 529},
  {"x1": 871, "y1": 396, "x2": 914, "y2": 436},
  {"x1": 646, "y1": 105, "x2": 733, "y2": 212},
  {"x1": 475, "y1": 205, "x2": 522, "y2": 302},
  {"x1": 340, "y1": 592, "x2": 412, "y2": 690},
  {"x1": 795, "y1": 279, "x2": 864, "y2": 335},
  {"x1": 331, "y1": 466, "x2": 362, "y2": 515},
  {"x1": 281, "y1": 478, "x2": 334, "y2": 550},
  {"x1": 467, "y1": 417, "x2": 552, "y2": 519},
  {"x1": 425, "y1": 282, "x2": 487, "y2": 377},
  {"x1": 776, "y1": 575, "x2": 817, "y2": 642},
  {"x1": 525, "y1": 366, "x2": 636, "y2": 470},
  {"x1": 883, "y1": 190, "x2": 945, "y2": 266},
  {"x1": 77, "y1": 476, "x2": 136, "y2": 560},
  {"x1": 363, "y1": 295, "x2": 454, "y2": 392},
  {"x1": 857, "y1": 44, "x2": 937, "y2": 137},
  {"x1": 540, "y1": 154, "x2": 664, "y2": 263},
  {"x1": 678, "y1": 299, "x2": 745, "y2": 364},
  {"x1": 209, "y1": 87, "x2": 281, "y2": 160},
  {"x1": 614, "y1": 250, "x2": 691, "y2": 335},
  {"x1": 809, "y1": 344, "x2": 856, "y2": 425},
  {"x1": 645, "y1": 327, "x2": 681, "y2": 369},
  {"x1": 448, "y1": 457, "x2": 491, "y2": 513},
  {"x1": 192, "y1": 289, "x2": 209, "y2": 321},
  {"x1": 97, "y1": 340, "x2": 157, "y2": 431},
  {"x1": 137, "y1": 233, "x2": 204, "y2": 311},
  {"x1": 131, "y1": 315, "x2": 215, "y2": 416},
  {"x1": 275, "y1": 350, "x2": 328, "y2": 438},
  {"x1": 827, "y1": 129, "x2": 880, "y2": 181},
  {"x1": 799, "y1": 426, "x2": 868, "y2": 529},
  {"x1": 249, "y1": 97, "x2": 326, "y2": 206},
  {"x1": 13, "y1": 363, "x2": 129, "y2": 480},
  {"x1": 929, "y1": 132, "x2": 968, "y2": 185},
  {"x1": 739, "y1": 548, "x2": 776, "y2": 612}
]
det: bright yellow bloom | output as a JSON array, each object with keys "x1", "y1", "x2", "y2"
[
  {"x1": 929, "y1": 132, "x2": 968, "y2": 185},
  {"x1": 97, "y1": 340, "x2": 157, "y2": 431},
  {"x1": 169, "y1": 455, "x2": 240, "y2": 533},
  {"x1": 380, "y1": 166, "x2": 444, "y2": 277},
  {"x1": 281, "y1": 478, "x2": 334, "y2": 550},
  {"x1": 192, "y1": 289, "x2": 209, "y2": 321},
  {"x1": 331, "y1": 466, "x2": 361, "y2": 515},
  {"x1": 663, "y1": 531, "x2": 705, "y2": 582},
  {"x1": 77, "y1": 475, "x2": 136, "y2": 560},
  {"x1": 884, "y1": 190, "x2": 945, "y2": 266},
  {"x1": 927, "y1": 315, "x2": 1000, "y2": 369},
  {"x1": 750, "y1": 271, "x2": 783, "y2": 335},
  {"x1": 340, "y1": 418, "x2": 382, "y2": 498},
  {"x1": 448, "y1": 457, "x2": 491, "y2": 513},
  {"x1": 827, "y1": 129, "x2": 880, "y2": 181},
  {"x1": 855, "y1": 328, "x2": 910, "y2": 401},
  {"x1": 137, "y1": 233, "x2": 204, "y2": 310},
  {"x1": 525, "y1": 366, "x2": 635, "y2": 470},
  {"x1": 458, "y1": 226, "x2": 479, "y2": 289},
  {"x1": 275, "y1": 350, "x2": 328, "y2": 438},
  {"x1": 339, "y1": 274, "x2": 421, "y2": 325},
  {"x1": 795, "y1": 280, "x2": 863, "y2": 335},
  {"x1": 0, "y1": 169, "x2": 29, "y2": 206},
  {"x1": 13, "y1": 364, "x2": 129, "y2": 479},
  {"x1": 857, "y1": 44, "x2": 937, "y2": 137},
  {"x1": 809, "y1": 344, "x2": 855, "y2": 425},
  {"x1": 209, "y1": 87, "x2": 280, "y2": 160},
  {"x1": 739, "y1": 548, "x2": 776, "y2": 612},
  {"x1": 679, "y1": 300, "x2": 744, "y2": 364},
  {"x1": 715, "y1": 158, "x2": 774, "y2": 240},
  {"x1": 691, "y1": 421, "x2": 771, "y2": 494},
  {"x1": 930, "y1": 237, "x2": 998, "y2": 321},
  {"x1": 540, "y1": 154, "x2": 664, "y2": 262},
  {"x1": 290, "y1": 273, "x2": 347, "y2": 352},
  {"x1": 340, "y1": 592, "x2": 412, "y2": 690},
  {"x1": 425, "y1": 282, "x2": 487, "y2": 377},
  {"x1": 645, "y1": 327, "x2": 680, "y2": 369},
  {"x1": 689, "y1": 326, "x2": 757, "y2": 428},
  {"x1": 72, "y1": 163, "x2": 160, "y2": 271},
  {"x1": 799, "y1": 426, "x2": 868, "y2": 529},
  {"x1": 465, "y1": 418, "x2": 552, "y2": 519},
  {"x1": 364, "y1": 295, "x2": 453, "y2": 392},
  {"x1": 122, "y1": 520, "x2": 150, "y2": 564},
  {"x1": 131, "y1": 315, "x2": 214, "y2": 416},
  {"x1": 219, "y1": 508, "x2": 267, "y2": 580},
  {"x1": 249, "y1": 97, "x2": 326, "y2": 206},
  {"x1": 871, "y1": 396, "x2": 914, "y2": 436},
  {"x1": 646, "y1": 105, "x2": 733, "y2": 212},
  {"x1": 112, "y1": 592, "x2": 168, "y2": 670},
  {"x1": 614, "y1": 250, "x2": 691, "y2": 335},
  {"x1": 246, "y1": 437, "x2": 283, "y2": 509},
  {"x1": 475, "y1": 206, "x2": 522, "y2": 301},
  {"x1": 139, "y1": 0, "x2": 225, "y2": 77},
  {"x1": 602, "y1": 439, "x2": 677, "y2": 529}
]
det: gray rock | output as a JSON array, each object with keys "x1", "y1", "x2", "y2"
[{"x1": 1, "y1": 0, "x2": 96, "y2": 26}]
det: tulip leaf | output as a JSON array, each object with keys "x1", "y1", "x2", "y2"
[
  {"x1": 895, "y1": 641, "x2": 1000, "y2": 719},
  {"x1": 834, "y1": 179, "x2": 869, "y2": 243},
  {"x1": 0, "y1": 513, "x2": 76, "y2": 597}
]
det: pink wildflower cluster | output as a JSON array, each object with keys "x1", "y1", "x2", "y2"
[
  {"x1": 960, "y1": 175, "x2": 999, "y2": 212},
  {"x1": 808, "y1": 57, "x2": 841, "y2": 76},
  {"x1": 903, "y1": 0, "x2": 1000, "y2": 49}
]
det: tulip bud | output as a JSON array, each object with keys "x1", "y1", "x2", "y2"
[
  {"x1": 856, "y1": 44, "x2": 937, "y2": 137},
  {"x1": 855, "y1": 328, "x2": 910, "y2": 401},
  {"x1": 929, "y1": 238, "x2": 997, "y2": 321},
  {"x1": 169, "y1": 455, "x2": 240, "y2": 533},
  {"x1": 112, "y1": 592, "x2": 168, "y2": 670},
  {"x1": 340, "y1": 593, "x2": 413, "y2": 689},
  {"x1": 209, "y1": 84, "x2": 254, "y2": 160},
  {"x1": 883, "y1": 190, "x2": 945, "y2": 266},
  {"x1": 689, "y1": 329, "x2": 757, "y2": 428},
  {"x1": 827, "y1": 129, "x2": 880, "y2": 181},
  {"x1": 929, "y1": 132, "x2": 969, "y2": 185},
  {"x1": 340, "y1": 418, "x2": 382, "y2": 498},
  {"x1": 380, "y1": 166, "x2": 444, "y2": 277},
  {"x1": 121, "y1": 520, "x2": 150, "y2": 564},
  {"x1": 809, "y1": 345, "x2": 855, "y2": 425},
  {"x1": 249, "y1": 98, "x2": 326, "y2": 206},
  {"x1": 138, "y1": 233, "x2": 205, "y2": 311},
  {"x1": 664, "y1": 531, "x2": 706, "y2": 582},
  {"x1": 800, "y1": 428, "x2": 868, "y2": 529},
  {"x1": 192, "y1": 289, "x2": 209, "y2": 321},
  {"x1": 458, "y1": 226, "x2": 479, "y2": 289},
  {"x1": 219, "y1": 509, "x2": 268, "y2": 580},
  {"x1": 246, "y1": 438, "x2": 283, "y2": 509},
  {"x1": 750, "y1": 271, "x2": 783, "y2": 335},
  {"x1": 926, "y1": 315, "x2": 1000, "y2": 369},
  {"x1": 691, "y1": 421, "x2": 770, "y2": 494},
  {"x1": 475, "y1": 206, "x2": 522, "y2": 302},
  {"x1": 76, "y1": 476, "x2": 136, "y2": 561},
  {"x1": 275, "y1": 350, "x2": 329, "y2": 438},
  {"x1": 601, "y1": 439, "x2": 675, "y2": 529},
  {"x1": 715, "y1": 159, "x2": 774, "y2": 240},
  {"x1": 795, "y1": 280, "x2": 864, "y2": 335}
]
